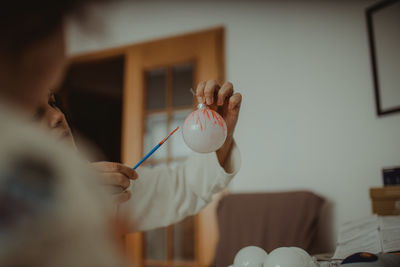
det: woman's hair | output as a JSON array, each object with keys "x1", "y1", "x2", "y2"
[{"x1": 0, "y1": 0, "x2": 104, "y2": 51}]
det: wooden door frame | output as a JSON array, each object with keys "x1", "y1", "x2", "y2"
[{"x1": 67, "y1": 27, "x2": 225, "y2": 267}]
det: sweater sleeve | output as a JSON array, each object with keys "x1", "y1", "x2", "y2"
[{"x1": 121, "y1": 141, "x2": 241, "y2": 232}]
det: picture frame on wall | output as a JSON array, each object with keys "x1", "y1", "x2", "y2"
[{"x1": 366, "y1": 0, "x2": 400, "y2": 116}]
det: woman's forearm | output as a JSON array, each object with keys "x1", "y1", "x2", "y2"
[{"x1": 216, "y1": 135, "x2": 234, "y2": 170}]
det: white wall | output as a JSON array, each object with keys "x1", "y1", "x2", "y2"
[{"x1": 67, "y1": 0, "x2": 400, "y2": 247}]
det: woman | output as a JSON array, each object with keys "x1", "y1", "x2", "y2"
[
  {"x1": 37, "y1": 79, "x2": 242, "y2": 231},
  {"x1": 0, "y1": 1, "x2": 128, "y2": 265}
]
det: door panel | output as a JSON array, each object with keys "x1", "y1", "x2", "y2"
[{"x1": 67, "y1": 27, "x2": 225, "y2": 267}]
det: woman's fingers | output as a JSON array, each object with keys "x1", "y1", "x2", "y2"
[
  {"x1": 115, "y1": 164, "x2": 138, "y2": 180},
  {"x1": 196, "y1": 80, "x2": 221, "y2": 105},
  {"x1": 196, "y1": 80, "x2": 235, "y2": 107},
  {"x1": 90, "y1": 162, "x2": 138, "y2": 204},
  {"x1": 92, "y1": 162, "x2": 138, "y2": 180},
  {"x1": 99, "y1": 172, "x2": 130, "y2": 189},
  {"x1": 196, "y1": 81, "x2": 206, "y2": 104},
  {"x1": 228, "y1": 92, "x2": 242, "y2": 113},
  {"x1": 114, "y1": 190, "x2": 132, "y2": 204},
  {"x1": 204, "y1": 80, "x2": 220, "y2": 105},
  {"x1": 217, "y1": 82, "x2": 234, "y2": 106},
  {"x1": 92, "y1": 162, "x2": 139, "y2": 190},
  {"x1": 108, "y1": 185, "x2": 125, "y2": 194}
]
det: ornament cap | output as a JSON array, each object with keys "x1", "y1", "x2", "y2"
[{"x1": 197, "y1": 103, "x2": 207, "y2": 109}]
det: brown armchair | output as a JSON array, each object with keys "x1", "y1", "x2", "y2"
[{"x1": 213, "y1": 191, "x2": 325, "y2": 267}]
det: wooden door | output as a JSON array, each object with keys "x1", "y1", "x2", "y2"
[
  {"x1": 123, "y1": 28, "x2": 225, "y2": 267},
  {"x1": 66, "y1": 27, "x2": 225, "y2": 267}
]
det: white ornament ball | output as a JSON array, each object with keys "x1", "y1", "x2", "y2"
[
  {"x1": 182, "y1": 104, "x2": 227, "y2": 153},
  {"x1": 263, "y1": 247, "x2": 315, "y2": 267},
  {"x1": 289, "y1": 247, "x2": 312, "y2": 259},
  {"x1": 234, "y1": 246, "x2": 268, "y2": 267}
]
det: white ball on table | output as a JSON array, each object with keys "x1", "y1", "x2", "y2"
[
  {"x1": 263, "y1": 247, "x2": 315, "y2": 267},
  {"x1": 233, "y1": 246, "x2": 268, "y2": 267}
]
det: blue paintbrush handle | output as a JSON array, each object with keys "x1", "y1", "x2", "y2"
[{"x1": 133, "y1": 143, "x2": 162, "y2": 170}]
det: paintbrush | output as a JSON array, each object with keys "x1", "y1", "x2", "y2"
[{"x1": 132, "y1": 126, "x2": 180, "y2": 170}]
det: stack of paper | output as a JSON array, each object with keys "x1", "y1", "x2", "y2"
[
  {"x1": 380, "y1": 216, "x2": 400, "y2": 253},
  {"x1": 333, "y1": 215, "x2": 400, "y2": 259}
]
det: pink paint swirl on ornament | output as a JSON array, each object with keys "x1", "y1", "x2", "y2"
[{"x1": 182, "y1": 104, "x2": 227, "y2": 153}]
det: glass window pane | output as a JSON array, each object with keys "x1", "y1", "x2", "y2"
[
  {"x1": 172, "y1": 63, "x2": 194, "y2": 107},
  {"x1": 173, "y1": 216, "x2": 195, "y2": 260},
  {"x1": 170, "y1": 110, "x2": 193, "y2": 158},
  {"x1": 144, "y1": 113, "x2": 168, "y2": 160},
  {"x1": 145, "y1": 227, "x2": 166, "y2": 260},
  {"x1": 146, "y1": 68, "x2": 166, "y2": 110}
]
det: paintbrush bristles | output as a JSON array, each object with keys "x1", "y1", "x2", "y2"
[{"x1": 160, "y1": 126, "x2": 179, "y2": 144}]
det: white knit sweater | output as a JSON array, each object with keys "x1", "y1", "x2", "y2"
[{"x1": 122, "y1": 142, "x2": 241, "y2": 232}]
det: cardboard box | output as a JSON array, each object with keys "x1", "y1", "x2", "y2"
[{"x1": 370, "y1": 186, "x2": 400, "y2": 216}]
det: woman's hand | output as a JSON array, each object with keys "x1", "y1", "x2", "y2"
[
  {"x1": 195, "y1": 80, "x2": 242, "y2": 167},
  {"x1": 91, "y1": 162, "x2": 138, "y2": 203}
]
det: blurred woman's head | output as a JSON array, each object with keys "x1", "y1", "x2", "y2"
[{"x1": 0, "y1": 1, "x2": 97, "y2": 113}]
